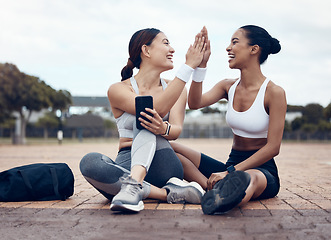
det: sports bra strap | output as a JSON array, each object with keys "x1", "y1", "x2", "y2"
[{"x1": 130, "y1": 77, "x2": 167, "y2": 94}]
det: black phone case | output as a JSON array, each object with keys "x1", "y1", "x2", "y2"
[{"x1": 135, "y1": 96, "x2": 153, "y2": 130}]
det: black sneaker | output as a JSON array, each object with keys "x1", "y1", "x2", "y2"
[{"x1": 201, "y1": 171, "x2": 251, "y2": 215}]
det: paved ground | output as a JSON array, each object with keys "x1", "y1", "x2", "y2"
[{"x1": 0, "y1": 139, "x2": 330, "y2": 240}]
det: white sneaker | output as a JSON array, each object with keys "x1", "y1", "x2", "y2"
[{"x1": 163, "y1": 177, "x2": 205, "y2": 204}]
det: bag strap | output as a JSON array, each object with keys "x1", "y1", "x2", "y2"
[
  {"x1": 19, "y1": 168, "x2": 64, "y2": 201},
  {"x1": 50, "y1": 168, "x2": 64, "y2": 200},
  {"x1": 18, "y1": 170, "x2": 37, "y2": 200}
]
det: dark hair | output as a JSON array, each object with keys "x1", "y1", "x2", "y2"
[
  {"x1": 240, "y1": 25, "x2": 281, "y2": 64},
  {"x1": 121, "y1": 28, "x2": 161, "y2": 81}
]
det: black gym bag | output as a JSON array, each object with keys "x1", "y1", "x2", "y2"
[{"x1": 0, "y1": 163, "x2": 74, "y2": 201}]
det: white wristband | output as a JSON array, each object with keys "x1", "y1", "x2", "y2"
[
  {"x1": 192, "y1": 67, "x2": 207, "y2": 82},
  {"x1": 176, "y1": 64, "x2": 194, "y2": 83}
]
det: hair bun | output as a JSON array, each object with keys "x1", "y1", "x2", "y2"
[{"x1": 270, "y1": 37, "x2": 281, "y2": 54}]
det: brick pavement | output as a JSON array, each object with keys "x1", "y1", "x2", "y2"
[{"x1": 0, "y1": 139, "x2": 330, "y2": 239}]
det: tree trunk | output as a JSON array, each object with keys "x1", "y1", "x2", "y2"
[
  {"x1": 13, "y1": 114, "x2": 23, "y2": 145},
  {"x1": 19, "y1": 111, "x2": 27, "y2": 145},
  {"x1": 43, "y1": 127, "x2": 49, "y2": 139},
  {"x1": 13, "y1": 108, "x2": 31, "y2": 145}
]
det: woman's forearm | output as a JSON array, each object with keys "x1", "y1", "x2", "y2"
[
  {"x1": 234, "y1": 143, "x2": 280, "y2": 171},
  {"x1": 188, "y1": 81, "x2": 203, "y2": 109},
  {"x1": 154, "y1": 78, "x2": 187, "y2": 117}
]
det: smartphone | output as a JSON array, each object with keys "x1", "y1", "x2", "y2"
[{"x1": 135, "y1": 95, "x2": 153, "y2": 130}]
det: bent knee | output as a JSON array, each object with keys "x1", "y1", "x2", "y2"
[{"x1": 80, "y1": 152, "x2": 104, "y2": 175}]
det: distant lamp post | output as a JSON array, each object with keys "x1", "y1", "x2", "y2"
[{"x1": 56, "y1": 110, "x2": 63, "y2": 145}]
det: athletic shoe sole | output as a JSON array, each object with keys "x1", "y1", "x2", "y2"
[
  {"x1": 110, "y1": 200, "x2": 144, "y2": 213},
  {"x1": 201, "y1": 171, "x2": 251, "y2": 215}
]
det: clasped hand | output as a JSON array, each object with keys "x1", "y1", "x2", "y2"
[{"x1": 207, "y1": 171, "x2": 228, "y2": 190}]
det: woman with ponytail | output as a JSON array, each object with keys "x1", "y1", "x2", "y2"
[
  {"x1": 171, "y1": 25, "x2": 286, "y2": 214},
  {"x1": 80, "y1": 27, "x2": 210, "y2": 213}
]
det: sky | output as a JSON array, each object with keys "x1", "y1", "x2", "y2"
[{"x1": 1, "y1": 0, "x2": 331, "y2": 107}]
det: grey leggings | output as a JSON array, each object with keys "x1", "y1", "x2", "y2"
[{"x1": 80, "y1": 129, "x2": 184, "y2": 200}]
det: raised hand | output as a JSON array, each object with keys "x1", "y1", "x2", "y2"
[
  {"x1": 185, "y1": 33, "x2": 206, "y2": 69},
  {"x1": 199, "y1": 26, "x2": 211, "y2": 68}
]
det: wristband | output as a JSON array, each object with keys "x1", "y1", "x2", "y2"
[
  {"x1": 162, "y1": 121, "x2": 171, "y2": 136},
  {"x1": 227, "y1": 165, "x2": 236, "y2": 173},
  {"x1": 192, "y1": 67, "x2": 207, "y2": 82},
  {"x1": 175, "y1": 64, "x2": 194, "y2": 83}
]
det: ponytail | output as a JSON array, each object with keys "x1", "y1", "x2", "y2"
[{"x1": 121, "y1": 58, "x2": 135, "y2": 81}]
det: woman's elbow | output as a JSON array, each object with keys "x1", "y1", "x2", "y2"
[
  {"x1": 273, "y1": 148, "x2": 280, "y2": 157},
  {"x1": 188, "y1": 101, "x2": 200, "y2": 110},
  {"x1": 168, "y1": 127, "x2": 182, "y2": 140},
  {"x1": 269, "y1": 144, "x2": 281, "y2": 157}
]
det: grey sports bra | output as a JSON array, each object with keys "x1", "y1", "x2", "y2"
[{"x1": 115, "y1": 77, "x2": 169, "y2": 138}]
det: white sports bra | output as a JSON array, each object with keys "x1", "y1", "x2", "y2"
[
  {"x1": 226, "y1": 78, "x2": 270, "y2": 138},
  {"x1": 115, "y1": 77, "x2": 169, "y2": 138}
]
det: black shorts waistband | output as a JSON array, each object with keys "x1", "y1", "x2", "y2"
[{"x1": 118, "y1": 146, "x2": 132, "y2": 153}]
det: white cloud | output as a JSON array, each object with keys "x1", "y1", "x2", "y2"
[{"x1": 0, "y1": 0, "x2": 330, "y2": 106}]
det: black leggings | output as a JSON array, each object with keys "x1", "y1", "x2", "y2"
[{"x1": 198, "y1": 149, "x2": 280, "y2": 200}]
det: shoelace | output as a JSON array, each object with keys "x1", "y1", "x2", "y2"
[
  {"x1": 125, "y1": 183, "x2": 142, "y2": 196},
  {"x1": 120, "y1": 177, "x2": 143, "y2": 197}
]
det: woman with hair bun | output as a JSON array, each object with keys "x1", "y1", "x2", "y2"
[
  {"x1": 171, "y1": 25, "x2": 287, "y2": 214},
  {"x1": 80, "y1": 27, "x2": 210, "y2": 213}
]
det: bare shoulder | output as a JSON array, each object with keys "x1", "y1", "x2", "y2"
[
  {"x1": 222, "y1": 78, "x2": 238, "y2": 86},
  {"x1": 267, "y1": 81, "x2": 286, "y2": 99},
  {"x1": 108, "y1": 79, "x2": 132, "y2": 95},
  {"x1": 266, "y1": 81, "x2": 287, "y2": 111},
  {"x1": 215, "y1": 78, "x2": 238, "y2": 92}
]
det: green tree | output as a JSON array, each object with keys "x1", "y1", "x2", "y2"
[
  {"x1": 302, "y1": 103, "x2": 324, "y2": 125},
  {"x1": 0, "y1": 100, "x2": 11, "y2": 124},
  {"x1": 51, "y1": 89, "x2": 72, "y2": 112},
  {"x1": 318, "y1": 120, "x2": 331, "y2": 132},
  {"x1": 0, "y1": 63, "x2": 72, "y2": 144},
  {"x1": 287, "y1": 104, "x2": 304, "y2": 112},
  {"x1": 291, "y1": 117, "x2": 304, "y2": 131},
  {"x1": 200, "y1": 106, "x2": 221, "y2": 114},
  {"x1": 324, "y1": 102, "x2": 331, "y2": 122},
  {"x1": 104, "y1": 119, "x2": 117, "y2": 129},
  {"x1": 284, "y1": 120, "x2": 291, "y2": 132},
  {"x1": 302, "y1": 123, "x2": 317, "y2": 133}
]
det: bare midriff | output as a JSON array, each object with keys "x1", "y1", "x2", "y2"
[
  {"x1": 119, "y1": 135, "x2": 267, "y2": 152},
  {"x1": 232, "y1": 134, "x2": 267, "y2": 151},
  {"x1": 119, "y1": 138, "x2": 133, "y2": 151}
]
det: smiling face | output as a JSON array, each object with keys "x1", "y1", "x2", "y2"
[
  {"x1": 145, "y1": 32, "x2": 175, "y2": 71},
  {"x1": 226, "y1": 29, "x2": 254, "y2": 69}
]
